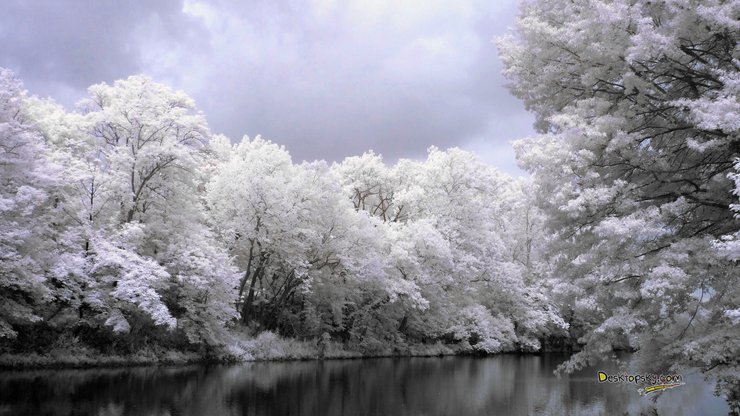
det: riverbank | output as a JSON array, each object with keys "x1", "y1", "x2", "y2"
[{"x1": 0, "y1": 331, "x2": 466, "y2": 370}]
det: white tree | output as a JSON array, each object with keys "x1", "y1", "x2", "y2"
[
  {"x1": 332, "y1": 147, "x2": 566, "y2": 352},
  {"x1": 207, "y1": 136, "x2": 312, "y2": 327},
  {"x1": 408, "y1": 147, "x2": 565, "y2": 351},
  {"x1": 0, "y1": 68, "x2": 59, "y2": 339},
  {"x1": 333, "y1": 151, "x2": 408, "y2": 222},
  {"x1": 25, "y1": 76, "x2": 238, "y2": 345},
  {"x1": 499, "y1": 0, "x2": 739, "y2": 390}
]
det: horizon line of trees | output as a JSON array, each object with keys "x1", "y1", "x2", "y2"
[{"x1": 0, "y1": 67, "x2": 566, "y2": 356}]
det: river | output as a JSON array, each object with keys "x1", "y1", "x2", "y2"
[{"x1": 0, "y1": 354, "x2": 731, "y2": 415}]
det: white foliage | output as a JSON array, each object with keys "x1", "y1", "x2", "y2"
[{"x1": 499, "y1": 0, "x2": 740, "y2": 378}]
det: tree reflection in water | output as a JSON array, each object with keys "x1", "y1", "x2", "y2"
[{"x1": 0, "y1": 354, "x2": 730, "y2": 416}]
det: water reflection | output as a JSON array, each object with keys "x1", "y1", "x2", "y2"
[{"x1": 0, "y1": 354, "x2": 730, "y2": 416}]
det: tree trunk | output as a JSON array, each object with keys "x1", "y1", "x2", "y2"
[
  {"x1": 398, "y1": 314, "x2": 409, "y2": 333},
  {"x1": 237, "y1": 240, "x2": 256, "y2": 305},
  {"x1": 241, "y1": 264, "x2": 263, "y2": 324}
]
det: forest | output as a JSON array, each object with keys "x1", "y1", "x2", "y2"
[{"x1": 0, "y1": 0, "x2": 737, "y2": 404}]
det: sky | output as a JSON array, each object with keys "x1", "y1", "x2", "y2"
[{"x1": 0, "y1": 0, "x2": 534, "y2": 175}]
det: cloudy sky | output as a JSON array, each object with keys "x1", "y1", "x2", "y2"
[{"x1": 0, "y1": 0, "x2": 534, "y2": 174}]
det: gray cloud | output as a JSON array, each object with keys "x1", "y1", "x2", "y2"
[
  {"x1": 0, "y1": 0, "x2": 533, "y2": 174},
  {"x1": 0, "y1": 0, "x2": 207, "y2": 101}
]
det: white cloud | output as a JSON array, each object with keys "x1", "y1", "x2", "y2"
[{"x1": 2, "y1": 0, "x2": 534, "y2": 174}]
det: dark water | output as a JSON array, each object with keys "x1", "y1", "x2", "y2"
[{"x1": 0, "y1": 354, "x2": 730, "y2": 416}]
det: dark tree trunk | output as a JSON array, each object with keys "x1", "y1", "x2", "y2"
[{"x1": 241, "y1": 264, "x2": 264, "y2": 324}]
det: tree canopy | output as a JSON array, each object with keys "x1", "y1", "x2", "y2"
[
  {"x1": 0, "y1": 69, "x2": 558, "y2": 358},
  {"x1": 499, "y1": 0, "x2": 739, "y2": 394}
]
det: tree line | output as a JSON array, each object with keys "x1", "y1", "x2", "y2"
[{"x1": 0, "y1": 69, "x2": 563, "y2": 356}]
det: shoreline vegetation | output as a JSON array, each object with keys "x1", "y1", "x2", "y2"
[
  {"x1": 0, "y1": 331, "x2": 581, "y2": 370},
  {"x1": 0, "y1": 337, "x2": 452, "y2": 370},
  {"x1": 0, "y1": 69, "x2": 574, "y2": 377}
]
